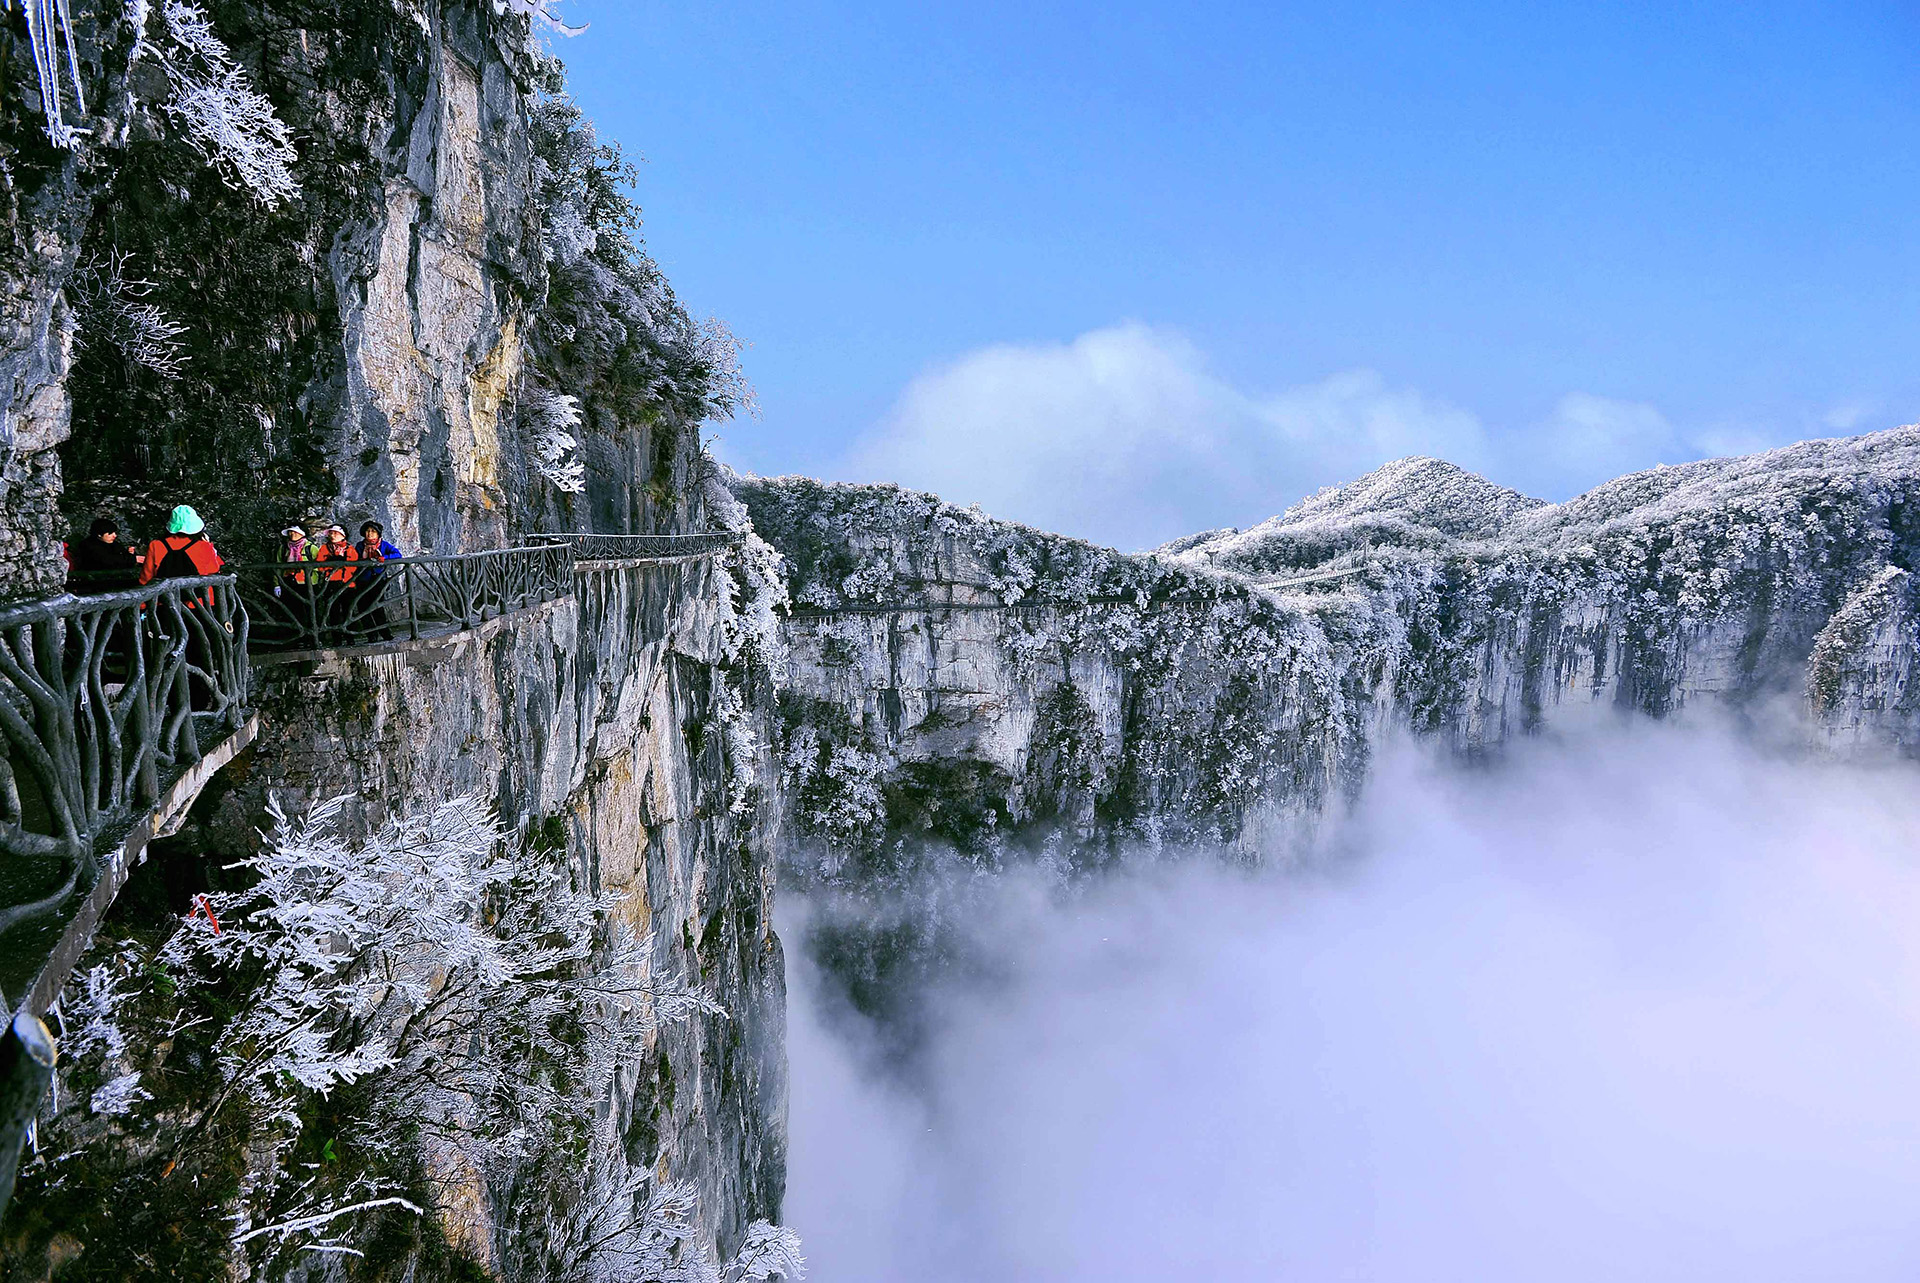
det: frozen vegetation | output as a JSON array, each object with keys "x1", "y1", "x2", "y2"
[
  {"x1": 30, "y1": 794, "x2": 800, "y2": 1280},
  {"x1": 737, "y1": 424, "x2": 1920, "y2": 887}
]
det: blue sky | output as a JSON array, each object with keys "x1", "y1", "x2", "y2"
[{"x1": 556, "y1": 1, "x2": 1920, "y2": 549}]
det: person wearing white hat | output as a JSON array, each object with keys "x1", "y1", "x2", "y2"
[{"x1": 278, "y1": 524, "x2": 310, "y2": 592}]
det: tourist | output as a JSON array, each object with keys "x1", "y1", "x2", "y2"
[
  {"x1": 356, "y1": 521, "x2": 401, "y2": 570},
  {"x1": 139, "y1": 505, "x2": 224, "y2": 586},
  {"x1": 280, "y1": 525, "x2": 310, "y2": 581},
  {"x1": 312, "y1": 525, "x2": 359, "y2": 643},
  {"x1": 312, "y1": 525, "x2": 357, "y2": 578},
  {"x1": 68, "y1": 517, "x2": 140, "y2": 592},
  {"x1": 138, "y1": 506, "x2": 226, "y2": 707},
  {"x1": 353, "y1": 521, "x2": 401, "y2": 640}
]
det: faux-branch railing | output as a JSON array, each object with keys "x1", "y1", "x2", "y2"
[
  {"x1": 231, "y1": 542, "x2": 575, "y2": 653},
  {"x1": 527, "y1": 531, "x2": 744, "y2": 562},
  {"x1": 0, "y1": 577, "x2": 249, "y2": 934},
  {"x1": 0, "y1": 532, "x2": 745, "y2": 1217}
]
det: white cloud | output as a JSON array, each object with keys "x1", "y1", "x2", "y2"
[
  {"x1": 845, "y1": 323, "x2": 1490, "y2": 550},
  {"x1": 1824, "y1": 400, "x2": 1878, "y2": 432},
  {"x1": 845, "y1": 325, "x2": 1259, "y2": 550},
  {"x1": 785, "y1": 726, "x2": 1920, "y2": 1281},
  {"x1": 838, "y1": 324, "x2": 1826, "y2": 549}
]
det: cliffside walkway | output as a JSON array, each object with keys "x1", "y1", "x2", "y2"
[
  {"x1": 781, "y1": 560, "x2": 1377, "y2": 620},
  {"x1": 0, "y1": 530, "x2": 743, "y2": 1206},
  {"x1": 230, "y1": 532, "x2": 743, "y2": 658}
]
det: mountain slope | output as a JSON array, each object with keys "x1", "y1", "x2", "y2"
[{"x1": 740, "y1": 425, "x2": 1920, "y2": 877}]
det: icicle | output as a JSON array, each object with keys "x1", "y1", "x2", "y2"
[
  {"x1": 55, "y1": 0, "x2": 86, "y2": 117},
  {"x1": 14, "y1": 0, "x2": 90, "y2": 148}
]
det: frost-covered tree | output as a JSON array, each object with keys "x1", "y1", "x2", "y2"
[
  {"x1": 145, "y1": 0, "x2": 301, "y2": 205},
  {"x1": 526, "y1": 384, "x2": 589, "y2": 492},
  {"x1": 28, "y1": 792, "x2": 798, "y2": 1276},
  {"x1": 14, "y1": 0, "x2": 302, "y2": 202},
  {"x1": 524, "y1": 90, "x2": 754, "y2": 497},
  {"x1": 538, "y1": 1161, "x2": 805, "y2": 1282}
]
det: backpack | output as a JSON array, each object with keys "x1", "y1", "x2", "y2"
[{"x1": 154, "y1": 534, "x2": 206, "y2": 581}]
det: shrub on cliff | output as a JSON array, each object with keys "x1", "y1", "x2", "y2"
[
  {"x1": 525, "y1": 88, "x2": 753, "y2": 508},
  {"x1": 15, "y1": 792, "x2": 800, "y2": 1280}
]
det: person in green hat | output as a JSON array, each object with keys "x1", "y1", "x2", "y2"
[{"x1": 138, "y1": 504, "x2": 225, "y2": 586}]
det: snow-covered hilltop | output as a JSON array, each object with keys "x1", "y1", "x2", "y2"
[
  {"x1": 738, "y1": 424, "x2": 1920, "y2": 878},
  {"x1": 1166, "y1": 454, "x2": 1547, "y2": 575}
]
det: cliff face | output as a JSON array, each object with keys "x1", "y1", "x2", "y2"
[
  {"x1": 1, "y1": 0, "x2": 715, "y2": 578},
  {"x1": 203, "y1": 554, "x2": 787, "y2": 1267},
  {"x1": 0, "y1": 15, "x2": 88, "y2": 599},
  {"x1": 0, "y1": 2, "x2": 789, "y2": 1277},
  {"x1": 739, "y1": 427, "x2": 1920, "y2": 882}
]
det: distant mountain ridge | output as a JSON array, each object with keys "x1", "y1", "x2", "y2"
[
  {"x1": 736, "y1": 423, "x2": 1920, "y2": 884},
  {"x1": 1165, "y1": 426, "x2": 1920, "y2": 579}
]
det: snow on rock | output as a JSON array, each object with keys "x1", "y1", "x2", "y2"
[
  {"x1": 1162, "y1": 456, "x2": 1546, "y2": 578},
  {"x1": 737, "y1": 425, "x2": 1920, "y2": 878}
]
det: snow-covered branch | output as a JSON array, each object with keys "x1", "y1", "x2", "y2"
[
  {"x1": 12, "y1": 0, "x2": 90, "y2": 148},
  {"x1": 155, "y1": 0, "x2": 300, "y2": 205},
  {"x1": 526, "y1": 384, "x2": 588, "y2": 492},
  {"x1": 71, "y1": 250, "x2": 189, "y2": 378},
  {"x1": 495, "y1": 0, "x2": 587, "y2": 36}
]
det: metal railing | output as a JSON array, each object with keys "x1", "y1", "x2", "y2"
[
  {"x1": 231, "y1": 543, "x2": 575, "y2": 653},
  {"x1": 526, "y1": 531, "x2": 743, "y2": 562},
  {"x1": 0, "y1": 576, "x2": 249, "y2": 934}
]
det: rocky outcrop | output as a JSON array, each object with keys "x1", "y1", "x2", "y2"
[
  {"x1": 1807, "y1": 565, "x2": 1920, "y2": 753},
  {"x1": 738, "y1": 475, "x2": 1362, "y2": 878},
  {"x1": 739, "y1": 426, "x2": 1920, "y2": 877},
  {"x1": 199, "y1": 554, "x2": 786, "y2": 1264}
]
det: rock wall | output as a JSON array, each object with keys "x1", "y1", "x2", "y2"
[
  {"x1": 0, "y1": 1, "x2": 789, "y2": 1272},
  {"x1": 739, "y1": 426, "x2": 1920, "y2": 878},
  {"x1": 1, "y1": 0, "x2": 713, "y2": 571},
  {"x1": 0, "y1": 18, "x2": 87, "y2": 600},
  {"x1": 177, "y1": 553, "x2": 785, "y2": 1267}
]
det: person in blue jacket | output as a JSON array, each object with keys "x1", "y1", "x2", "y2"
[
  {"x1": 353, "y1": 520, "x2": 403, "y2": 640},
  {"x1": 356, "y1": 521, "x2": 402, "y2": 571}
]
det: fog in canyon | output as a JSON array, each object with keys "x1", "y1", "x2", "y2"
[{"x1": 784, "y1": 720, "x2": 1920, "y2": 1281}]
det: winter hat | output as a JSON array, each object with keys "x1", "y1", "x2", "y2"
[{"x1": 167, "y1": 505, "x2": 205, "y2": 536}]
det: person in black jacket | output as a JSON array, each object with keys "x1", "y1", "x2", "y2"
[{"x1": 67, "y1": 517, "x2": 141, "y2": 592}]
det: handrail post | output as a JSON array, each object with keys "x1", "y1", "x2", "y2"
[{"x1": 405, "y1": 563, "x2": 420, "y2": 641}]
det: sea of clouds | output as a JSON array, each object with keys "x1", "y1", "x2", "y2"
[{"x1": 784, "y1": 723, "x2": 1920, "y2": 1280}]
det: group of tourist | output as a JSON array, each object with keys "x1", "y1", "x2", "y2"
[
  {"x1": 65, "y1": 507, "x2": 406, "y2": 645},
  {"x1": 278, "y1": 520, "x2": 402, "y2": 581},
  {"x1": 65, "y1": 505, "x2": 225, "y2": 591},
  {"x1": 277, "y1": 520, "x2": 404, "y2": 642}
]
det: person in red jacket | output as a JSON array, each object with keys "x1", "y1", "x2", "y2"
[
  {"x1": 138, "y1": 505, "x2": 226, "y2": 707},
  {"x1": 311, "y1": 525, "x2": 360, "y2": 643},
  {"x1": 139, "y1": 505, "x2": 224, "y2": 585}
]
